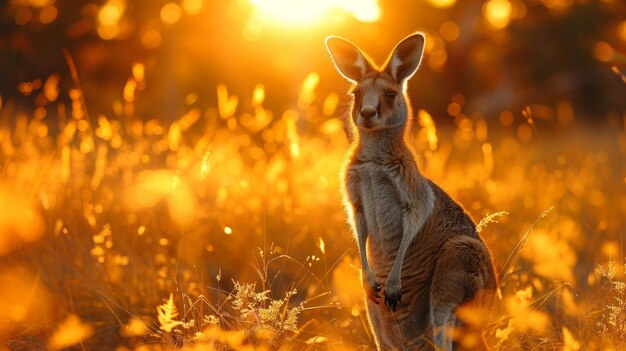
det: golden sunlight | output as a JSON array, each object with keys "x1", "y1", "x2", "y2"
[
  {"x1": 3, "y1": 1, "x2": 626, "y2": 350},
  {"x1": 427, "y1": 0, "x2": 457, "y2": 9},
  {"x1": 248, "y1": 0, "x2": 380, "y2": 27}
]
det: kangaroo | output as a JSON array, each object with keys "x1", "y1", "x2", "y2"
[{"x1": 325, "y1": 33, "x2": 498, "y2": 350}]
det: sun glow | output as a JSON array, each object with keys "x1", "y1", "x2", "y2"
[{"x1": 248, "y1": 0, "x2": 380, "y2": 27}]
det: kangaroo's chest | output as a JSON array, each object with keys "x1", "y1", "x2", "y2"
[{"x1": 352, "y1": 164, "x2": 405, "y2": 244}]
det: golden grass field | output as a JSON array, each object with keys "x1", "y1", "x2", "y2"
[{"x1": 1, "y1": 67, "x2": 625, "y2": 350}]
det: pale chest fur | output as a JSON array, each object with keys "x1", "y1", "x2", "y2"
[
  {"x1": 343, "y1": 159, "x2": 436, "y2": 275},
  {"x1": 343, "y1": 159, "x2": 440, "y2": 331},
  {"x1": 347, "y1": 161, "x2": 405, "y2": 247}
]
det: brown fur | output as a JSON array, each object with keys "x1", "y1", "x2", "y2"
[{"x1": 326, "y1": 33, "x2": 498, "y2": 350}]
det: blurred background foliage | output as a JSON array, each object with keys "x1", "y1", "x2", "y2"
[{"x1": 1, "y1": 0, "x2": 625, "y2": 121}]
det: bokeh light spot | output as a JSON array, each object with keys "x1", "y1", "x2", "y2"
[
  {"x1": 593, "y1": 41, "x2": 613, "y2": 62},
  {"x1": 182, "y1": 0, "x2": 204, "y2": 15},
  {"x1": 98, "y1": 0, "x2": 124, "y2": 26},
  {"x1": 15, "y1": 8, "x2": 32, "y2": 25},
  {"x1": 619, "y1": 20, "x2": 626, "y2": 42},
  {"x1": 499, "y1": 111, "x2": 514, "y2": 126},
  {"x1": 483, "y1": 0, "x2": 512, "y2": 29},
  {"x1": 39, "y1": 5, "x2": 57, "y2": 24},
  {"x1": 141, "y1": 29, "x2": 162, "y2": 49},
  {"x1": 161, "y1": 3, "x2": 183, "y2": 25},
  {"x1": 440, "y1": 21, "x2": 460, "y2": 41}
]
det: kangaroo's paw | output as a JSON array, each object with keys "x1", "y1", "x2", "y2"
[
  {"x1": 384, "y1": 280, "x2": 402, "y2": 312},
  {"x1": 433, "y1": 325, "x2": 446, "y2": 350},
  {"x1": 363, "y1": 272, "x2": 382, "y2": 304},
  {"x1": 366, "y1": 281, "x2": 382, "y2": 304}
]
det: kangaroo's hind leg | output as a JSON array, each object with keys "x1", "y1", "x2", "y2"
[
  {"x1": 429, "y1": 236, "x2": 495, "y2": 351},
  {"x1": 364, "y1": 299, "x2": 384, "y2": 351}
]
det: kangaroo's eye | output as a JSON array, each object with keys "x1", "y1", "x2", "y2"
[{"x1": 385, "y1": 91, "x2": 397, "y2": 99}]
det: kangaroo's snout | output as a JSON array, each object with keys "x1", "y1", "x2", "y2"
[{"x1": 361, "y1": 106, "x2": 377, "y2": 119}]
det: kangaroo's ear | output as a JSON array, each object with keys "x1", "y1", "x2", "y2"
[
  {"x1": 325, "y1": 36, "x2": 374, "y2": 83},
  {"x1": 385, "y1": 32, "x2": 426, "y2": 83}
]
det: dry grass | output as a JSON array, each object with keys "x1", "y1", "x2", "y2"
[{"x1": 0, "y1": 65, "x2": 625, "y2": 350}]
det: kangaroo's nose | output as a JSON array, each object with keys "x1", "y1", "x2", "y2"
[{"x1": 361, "y1": 106, "x2": 377, "y2": 119}]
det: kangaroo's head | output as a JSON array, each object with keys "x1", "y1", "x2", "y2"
[{"x1": 325, "y1": 33, "x2": 425, "y2": 133}]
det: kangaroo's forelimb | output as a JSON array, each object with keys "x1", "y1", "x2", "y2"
[
  {"x1": 345, "y1": 168, "x2": 382, "y2": 304},
  {"x1": 385, "y1": 164, "x2": 434, "y2": 311}
]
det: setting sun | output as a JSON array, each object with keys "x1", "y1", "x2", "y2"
[{"x1": 248, "y1": 0, "x2": 380, "y2": 27}]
